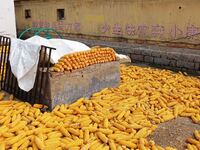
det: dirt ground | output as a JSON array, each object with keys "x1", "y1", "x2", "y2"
[{"x1": 149, "y1": 117, "x2": 200, "y2": 150}]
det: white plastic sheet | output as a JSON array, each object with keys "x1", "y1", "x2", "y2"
[
  {"x1": 116, "y1": 54, "x2": 131, "y2": 63},
  {"x1": 26, "y1": 36, "x2": 90, "y2": 64},
  {"x1": 10, "y1": 36, "x2": 91, "y2": 92},
  {"x1": 10, "y1": 38, "x2": 41, "y2": 92}
]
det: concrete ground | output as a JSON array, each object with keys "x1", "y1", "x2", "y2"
[{"x1": 149, "y1": 117, "x2": 200, "y2": 150}]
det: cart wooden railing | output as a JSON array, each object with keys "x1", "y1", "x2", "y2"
[{"x1": 0, "y1": 35, "x2": 55, "y2": 106}]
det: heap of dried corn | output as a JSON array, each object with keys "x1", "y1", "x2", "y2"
[
  {"x1": 0, "y1": 64, "x2": 200, "y2": 150},
  {"x1": 52, "y1": 48, "x2": 116, "y2": 72},
  {"x1": 186, "y1": 130, "x2": 200, "y2": 150}
]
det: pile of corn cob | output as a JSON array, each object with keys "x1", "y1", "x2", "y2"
[
  {"x1": 52, "y1": 48, "x2": 116, "y2": 72},
  {"x1": 0, "y1": 64, "x2": 200, "y2": 149},
  {"x1": 186, "y1": 130, "x2": 200, "y2": 150}
]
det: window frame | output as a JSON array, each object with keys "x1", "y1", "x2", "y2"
[
  {"x1": 25, "y1": 9, "x2": 31, "y2": 19},
  {"x1": 57, "y1": 9, "x2": 65, "y2": 21}
]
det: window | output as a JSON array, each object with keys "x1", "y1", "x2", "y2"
[
  {"x1": 25, "y1": 9, "x2": 31, "y2": 19},
  {"x1": 57, "y1": 9, "x2": 65, "y2": 20}
]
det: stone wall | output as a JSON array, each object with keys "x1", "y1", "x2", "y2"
[{"x1": 128, "y1": 46, "x2": 200, "y2": 73}]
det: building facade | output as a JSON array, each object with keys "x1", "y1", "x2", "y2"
[{"x1": 15, "y1": 0, "x2": 200, "y2": 44}]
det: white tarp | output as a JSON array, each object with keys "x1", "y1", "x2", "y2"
[
  {"x1": 10, "y1": 38, "x2": 41, "y2": 92},
  {"x1": 116, "y1": 54, "x2": 131, "y2": 63},
  {"x1": 0, "y1": 0, "x2": 17, "y2": 37},
  {"x1": 10, "y1": 36, "x2": 90, "y2": 91},
  {"x1": 26, "y1": 36, "x2": 90, "y2": 64}
]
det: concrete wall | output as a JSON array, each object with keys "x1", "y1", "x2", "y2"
[
  {"x1": 15, "y1": 0, "x2": 200, "y2": 44},
  {"x1": 48, "y1": 61, "x2": 120, "y2": 110}
]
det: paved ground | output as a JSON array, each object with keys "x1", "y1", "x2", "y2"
[{"x1": 149, "y1": 117, "x2": 200, "y2": 150}]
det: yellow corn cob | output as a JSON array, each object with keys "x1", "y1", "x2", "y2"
[
  {"x1": 7, "y1": 133, "x2": 26, "y2": 145},
  {"x1": 34, "y1": 136, "x2": 45, "y2": 150},
  {"x1": 18, "y1": 139, "x2": 30, "y2": 150},
  {"x1": 96, "y1": 132, "x2": 108, "y2": 143},
  {"x1": 116, "y1": 140, "x2": 136, "y2": 149},
  {"x1": 134, "y1": 128, "x2": 148, "y2": 138},
  {"x1": 59, "y1": 126, "x2": 71, "y2": 137},
  {"x1": 65, "y1": 139, "x2": 83, "y2": 148},
  {"x1": 113, "y1": 122, "x2": 126, "y2": 131},
  {"x1": 67, "y1": 128, "x2": 80, "y2": 136},
  {"x1": 0, "y1": 142, "x2": 5, "y2": 150}
]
